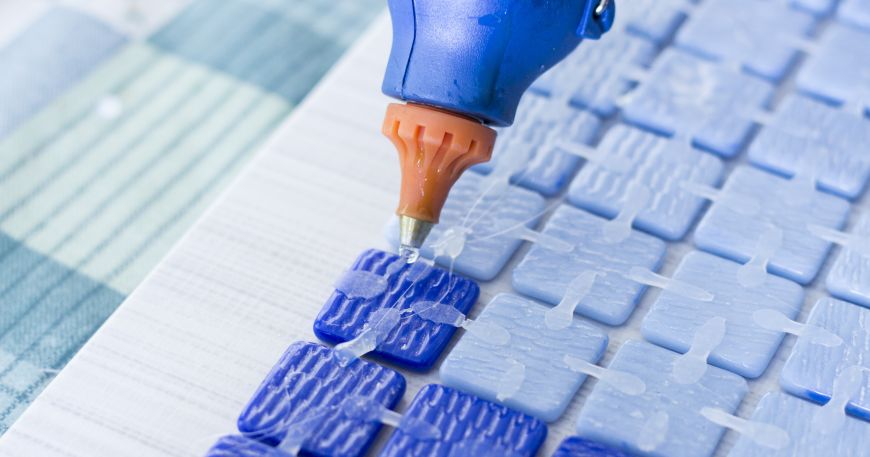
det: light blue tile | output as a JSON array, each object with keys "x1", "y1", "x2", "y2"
[
  {"x1": 576, "y1": 340, "x2": 748, "y2": 457},
  {"x1": 827, "y1": 213, "x2": 870, "y2": 308},
  {"x1": 728, "y1": 392, "x2": 870, "y2": 457},
  {"x1": 0, "y1": 7, "x2": 127, "y2": 139},
  {"x1": 618, "y1": 0, "x2": 687, "y2": 44},
  {"x1": 839, "y1": 0, "x2": 870, "y2": 31},
  {"x1": 621, "y1": 50, "x2": 774, "y2": 158},
  {"x1": 386, "y1": 172, "x2": 547, "y2": 281},
  {"x1": 567, "y1": 124, "x2": 723, "y2": 241},
  {"x1": 780, "y1": 297, "x2": 870, "y2": 421},
  {"x1": 792, "y1": 0, "x2": 837, "y2": 15},
  {"x1": 440, "y1": 293, "x2": 608, "y2": 422},
  {"x1": 474, "y1": 94, "x2": 601, "y2": 196},
  {"x1": 512, "y1": 205, "x2": 666, "y2": 325},
  {"x1": 694, "y1": 166, "x2": 850, "y2": 285},
  {"x1": 531, "y1": 34, "x2": 656, "y2": 117},
  {"x1": 749, "y1": 94, "x2": 870, "y2": 200},
  {"x1": 796, "y1": 23, "x2": 870, "y2": 110},
  {"x1": 642, "y1": 251, "x2": 804, "y2": 378},
  {"x1": 676, "y1": 0, "x2": 814, "y2": 81}
]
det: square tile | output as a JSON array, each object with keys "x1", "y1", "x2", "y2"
[
  {"x1": 676, "y1": 0, "x2": 814, "y2": 81},
  {"x1": 313, "y1": 249, "x2": 479, "y2": 370},
  {"x1": 827, "y1": 213, "x2": 870, "y2": 308},
  {"x1": 568, "y1": 124, "x2": 724, "y2": 240},
  {"x1": 694, "y1": 166, "x2": 850, "y2": 284},
  {"x1": 621, "y1": 49, "x2": 774, "y2": 157},
  {"x1": 729, "y1": 392, "x2": 870, "y2": 457},
  {"x1": 642, "y1": 251, "x2": 805, "y2": 378},
  {"x1": 512, "y1": 204, "x2": 666, "y2": 325},
  {"x1": 474, "y1": 94, "x2": 601, "y2": 196},
  {"x1": 780, "y1": 297, "x2": 870, "y2": 421},
  {"x1": 237, "y1": 342, "x2": 406, "y2": 457},
  {"x1": 749, "y1": 94, "x2": 870, "y2": 200},
  {"x1": 531, "y1": 33, "x2": 656, "y2": 116},
  {"x1": 796, "y1": 23, "x2": 870, "y2": 112},
  {"x1": 205, "y1": 435, "x2": 293, "y2": 457},
  {"x1": 576, "y1": 340, "x2": 748, "y2": 457},
  {"x1": 618, "y1": 0, "x2": 687, "y2": 44},
  {"x1": 552, "y1": 436, "x2": 633, "y2": 457},
  {"x1": 386, "y1": 172, "x2": 548, "y2": 281},
  {"x1": 440, "y1": 293, "x2": 608, "y2": 421},
  {"x1": 378, "y1": 384, "x2": 547, "y2": 457}
]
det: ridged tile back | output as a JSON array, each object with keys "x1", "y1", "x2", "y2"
[
  {"x1": 237, "y1": 342, "x2": 405, "y2": 457},
  {"x1": 378, "y1": 384, "x2": 547, "y2": 457},
  {"x1": 314, "y1": 249, "x2": 479, "y2": 369}
]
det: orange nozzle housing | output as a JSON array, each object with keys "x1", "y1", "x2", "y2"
[{"x1": 382, "y1": 103, "x2": 496, "y2": 223}]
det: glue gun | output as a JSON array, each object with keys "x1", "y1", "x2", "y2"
[{"x1": 380, "y1": 0, "x2": 616, "y2": 258}]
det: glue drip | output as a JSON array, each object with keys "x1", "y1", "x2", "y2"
[
  {"x1": 340, "y1": 396, "x2": 441, "y2": 441},
  {"x1": 430, "y1": 226, "x2": 471, "y2": 264},
  {"x1": 625, "y1": 267, "x2": 714, "y2": 302},
  {"x1": 410, "y1": 301, "x2": 510, "y2": 345},
  {"x1": 334, "y1": 308, "x2": 403, "y2": 366},
  {"x1": 700, "y1": 407, "x2": 790, "y2": 450},
  {"x1": 808, "y1": 224, "x2": 870, "y2": 258},
  {"x1": 637, "y1": 411, "x2": 669, "y2": 453},
  {"x1": 672, "y1": 317, "x2": 726, "y2": 384},
  {"x1": 602, "y1": 183, "x2": 652, "y2": 244},
  {"x1": 812, "y1": 365, "x2": 868, "y2": 434},
  {"x1": 545, "y1": 271, "x2": 600, "y2": 330},
  {"x1": 737, "y1": 226, "x2": 783, "y2": 288},
  {"x1": 276, "y1": 405, "x2": 335, "y2": 455},
  {"x1": 516, "y1": 227, "x2": 574, "y2": 253},
  {"x1": 496, "y1": 359, "x2": 526, "y2": 401},
  {"x1": 563, "y1": 354, "x2": 646, "y2": 395},
  {"x1": 334, "y1": 271, "x2": 388, "y2": 299},
  {"x1": 680, "y1": 181, "x2": 761, "y2": 216},
  {"x1": 399, "y1": 245, "x2": 420, "y2": 264},
  {"x1": 752, "y1": 309, "x2": 842, "y2": 347}
]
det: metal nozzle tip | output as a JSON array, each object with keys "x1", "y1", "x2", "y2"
[{"x1": 398, "y1": 215, "x2": 434, "y2": 262}]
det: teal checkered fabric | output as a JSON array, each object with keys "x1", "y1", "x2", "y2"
[{"x1": 0, "y1": 0, "x2": 383, "y2": 432}]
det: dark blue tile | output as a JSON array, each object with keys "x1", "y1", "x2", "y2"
[
  {"x1": 313, "y1": 249, "x2": 479, "y2": 370},
  {"x1": 237, "y1": 341, "x2": 405, "y2": 457},
  {"x1": 379, "y1": 384, "x2": 547, "y2": 457},
  {"x1": 552, "y1": 437, "x2": 633, "y2": 457},
  {"x1": 204, "y1": 435, "x2": 293, "y2": 457}
]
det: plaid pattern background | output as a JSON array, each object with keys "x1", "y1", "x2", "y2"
[{"x1": 0, "y1": 0, "x2": 383, "y2": 432}]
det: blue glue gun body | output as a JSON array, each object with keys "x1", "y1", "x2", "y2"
[{"x1": 382, "y1": 0, "x2": 615, "y2": 127}]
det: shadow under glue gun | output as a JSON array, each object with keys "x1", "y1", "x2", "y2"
[{"x1": 379, "y1": 0, "x2": 616, "y2": 259}]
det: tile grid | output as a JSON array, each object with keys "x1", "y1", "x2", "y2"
[{"x1": 413, "y1": 0, "x2": 870, "y2": 455}]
